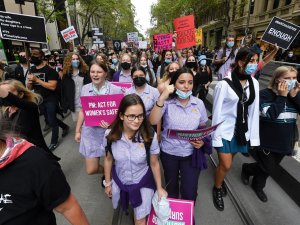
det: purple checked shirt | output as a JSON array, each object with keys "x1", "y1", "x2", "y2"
[
  {"x1": 125, "y1": 84, "x2": 160, "y2": 116},
  {"x1": 160, "y1": 96, "x2": 208, "y2": 157}
]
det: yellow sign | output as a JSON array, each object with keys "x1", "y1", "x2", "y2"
[{"x1": 195, "y1": 28, "x2": 202, "y2": 46}]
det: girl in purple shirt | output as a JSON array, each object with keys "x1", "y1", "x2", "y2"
[{"x1": 104, "y1": 94, "x2": 167, "y2": 225}]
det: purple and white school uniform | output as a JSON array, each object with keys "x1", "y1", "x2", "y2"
[
  {"x1": 119, "y1": 71, "x2": 133, "y2": 83},
  {"x1": 160, "y1": 96, "x2": 208, "y2": 156},
  {"x1": 103, "y1": 130, "x2": 160, "y2": 220},
  {"x1": 125, "y1": 84, "x2": 160, "y2": 116},
  {"x1": 79, "y1": 82, "x2": 122, "y2": 158}
]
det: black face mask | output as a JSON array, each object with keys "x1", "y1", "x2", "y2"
[
  {"x1": 185, "y1": 61, "x2": 197, "y2": 69},
  {"x1": 30, "y1": 56, "x2": 42, "y2": 66},
  {"x1": 133, "y1": 77, "x2": 147, "y2": 87},
  {"x1": 121, "y1": 62, "x2": 131, "y2": 70},
  {"x1": 19, "y1": 56, "x2": 27, "y2": 64},
  {"x1": 79, "y1": 49, "x2": 86, "y2": 55},
  {"x1": 169, "y1": 71, "x2": 177, "y2": 78},
  {"x1": 49, "y1": 61, "x2": 56, "y2": 67}
]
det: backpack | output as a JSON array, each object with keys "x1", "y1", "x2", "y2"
[{"x1": 105, "y1": 128, "x2": 155, "y2": 165}]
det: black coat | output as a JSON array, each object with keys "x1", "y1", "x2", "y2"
[{"x1": 61, "y1": 72, "x2": 91, "y2": 112}]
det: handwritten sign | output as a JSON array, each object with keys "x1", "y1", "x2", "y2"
[
  {"x1": 167, "y1": 122, "x2": 222, "y2": 141},
  {"x1": 174, "y1": 15, "x2": 196, "y2": 49},
  {"x1": 127, "y1": 32, "x2": 139, "y2": 42},
  {"x1": 80, "y1": 94, "x2": 124, "y2": 126},
  {"x1": 261, "y1": 16, "x2": 300, "y2": 50},
  {"x1": 153, "y1": 33, "x2": 173, "y2": 52},
  {"x1": 195, "y1": 28, "x2": 202, "y2": 46},
  {"x1": 61, "y1": 26, "x2": 78, "y2": 43},
  {"x1": 138, "y1": 41, "x2": 148, "y2": 49},
  {"x1": 147, "y1": 198, "x2": 194, "y2": 225}
]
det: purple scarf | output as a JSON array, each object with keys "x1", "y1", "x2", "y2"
[{"x1": 112, "y1": 166, "x2": 156, "y2": 213}]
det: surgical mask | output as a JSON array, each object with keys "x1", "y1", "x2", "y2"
[
  {"x1": 152, "y1": 191, "x2": 171, "y2": 225},
  {"x1": 200, "y1": 60, "x2": 207, "y2": 66},
  {"x1": 164, "y1": 59, "x2": 172, "y2": 64},
  {"x1": 121, "y1": 62, "x2": 131, "y2": 70},
  {"x1": 244, "y1": 63, "x2": 257, "y2": 75},
  {"x1": 72, "y1": 60, "x2": 80, "y2": 68},
  {"x1": 141, "y1": 64, "x2": 147, "y2": 68},
  {"x1": 112, "y1": 58, "x2": 118, "y2": 65},
  {"x1": 185, "y1": 61, "x2": 197, "y2": 69},
  {"x1": 30, "y1": 56, "x2": 42, "y2": 66},
  {"x1": 286, "y1": 79, "x2": 297, "y2": 91},
  {"x1": 19, "y1": 56, "x2": 27, "y2": 64},
  {"x1": 176, "y1": 89, "x2": 192, "y2": 99},
  {"x1": 288, "y1": 53, "x2": 293, "y2": 58},
  {"x1": 133, "y1": 76, "x2": 147, "y2": 87},
  {"x1": 227, "y1": 41, "x2": 234, "y2": 48}
]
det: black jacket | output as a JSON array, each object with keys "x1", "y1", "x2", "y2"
[
  {"x1": 61, "y1": 72, "x2": 91, "y2": 112},
  {"x1": 12, "y1": 64, "x2": 27, "y2": 85}
]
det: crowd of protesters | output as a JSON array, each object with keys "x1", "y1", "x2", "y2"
[{"x1": 0, "y1": 33, "x2": 299, "y2": 225}]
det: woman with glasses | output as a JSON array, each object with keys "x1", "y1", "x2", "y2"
[
  {"x1": 211, "y1": 47, "x2": 260, "y2": 211},
  {"x1": 75, "y1": 61, "x2": 122, "y2": 175},
  {"x1": 150, "y1": 67, "x2": 211, "y2": 210},
  {"x1": 104, "y1": 94, "x2": 167, "y2": 225},
  {"x1": 61, "y1": 52, "x2": 90, "y2": 122}
]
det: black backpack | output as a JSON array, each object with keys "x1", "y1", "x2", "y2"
[{"x1": 105, "y1": 128, "x2": 155, "y2": 165}]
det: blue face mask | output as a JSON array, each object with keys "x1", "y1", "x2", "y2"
[
  {"x1": 72, "y1": 60, "x2": 80, "y2": 68},
  {"x1": 200, "y1": 60, "x2": 207, "y2": 66},
  {"x1": 227, "y1": 41, "x2": 234, "y2": 48},
  {"x1": 165, "y1": 59, "x2": 172, "y2": 64},
  {"x1": 286, "y1": 79, "x2": 297, "y2": 91},
  {"x1": 112, "y1": 58, "x2": 118, "y2": 65},
  {"x1": 176, "y1": 89, "x2": 192, "y2": 100},
  {"x1": 244, "y1": 63, "x2": 257, "y2": 75}
]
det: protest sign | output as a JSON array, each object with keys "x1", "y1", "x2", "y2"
[
  {"x1": 92, "y1": 27, "x2": 104, "y2": 45},
  {"x1": 147, "y1": 198, "x2": 194, "y2": 225},
  {"x1": 138, "y1": 41, "x2": 148, "y2": 49},
  {"x1": 111, "y1": 82, "x2": 132, "y2": 93},
  {"x1": 174, "y1": 15, "x2": 196, "y2": 49},
  {"x1": 80, "y1": 94, "x2": 124, "y2": 126},
  {"x1": 261, "y1": 16, "x2": 300, "y2": 50},
  {"x1": 195, "y1": 28, "x2": 202, "y2": 46},
  {"x1": 167, "y1": 122, "x2": 223, "y2": 141},
  {"x1": 153, "y1": 33, "x2": 173, "y2": 52},
  {"x1": 127, "y1": 32, "x2": 139, "y2": 42},
  {"x1": 61, "y1": 26, "x2": 78, "y2": 43},
  {"x1": 113, "y1": 40, "x2": 122, "y2": 52},
  {"x1": 0, "y1": 11, "x2": 46, "y2": 43}
]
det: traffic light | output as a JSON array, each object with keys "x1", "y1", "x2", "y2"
[{"x1": 15, "y1": 0, "x2": 25, "y2": 5}]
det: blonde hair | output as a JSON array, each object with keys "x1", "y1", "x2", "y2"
[
  {"x1": 269, "y1": 66, "x2": 298, "y2": 90},
  {"x1": 0, "y1": 79, "x2": 42, "y2": 104},
  {"x1": 62, "y1": 52, "x2": 89, "y2": 76}
]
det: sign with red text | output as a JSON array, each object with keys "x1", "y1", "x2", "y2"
[
  {"x1": 60, "y1": 26, "x2": 78, "y2": 43},
  {"x1": 147, "y1": 198, "x2": 194, "y2": 225},
  {"x1": 111, "y1": 82, "x2": 132, "y2": 93},
  {"x1": 167, "y1": 122, "x2": 223, "y2": 141},
  {"x1": 153, "y1": 33, "x2": 173, "y2": 52},
  {"x1": 174, "y1": 15, "x2": 196, "y2": 49},
  {"x1": 80, "y1": 94, "x2": 124, "y2": 126}
]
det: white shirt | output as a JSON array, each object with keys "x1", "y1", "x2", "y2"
[{"x1": 211, "y1": 73, "x2": 260, "y2": 147}]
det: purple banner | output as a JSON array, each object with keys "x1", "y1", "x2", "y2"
[{"x1": 167, "y1": 122, "x2": 223, "y2": 141}]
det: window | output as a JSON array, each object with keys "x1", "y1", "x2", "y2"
[
  {"x1": 285, "y1": 0, "x2": 292, "y2": 5},
  {"x1": 273, "y1": 0, "x2": 280, "y2": 9},
  {"x1": 250, "y1": 0, "x2": 255, "y2": 14}
]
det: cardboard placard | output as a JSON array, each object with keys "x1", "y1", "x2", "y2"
[
  {"x1": 167, "y1": 122, "x2": 223, "y2": 141},
  {"x1": 113, "y1": 40, "x2": 122, "y2": 52},
  {"x1": 138, "y1": 41, "x2": 148, "y2": 49},
  {"x1": 92, "y1": 27, "x2": 104, "y2": 45},
  {"x1": 174, "y1": 15, "x2": 196, "y2": 49},
  {"x1": 80, "y1": 94, "x2": 124, "y2": 126},
  {"x1": 153, "y1": 33, "x2": 173, "y2": 52},
  {"x1": 61, "y1": 26, "x2": 78, "y2": 43},
  {"x1": 261, "y1": 16, "x2": 300, "y2": 50},
  {"x1": 195, "y1": 28, "x2": 202, "y2": 46},
  {"x1": 127, "y1": 32, "x2": 139, "y2": 43},
  {"x1": 147, "y1": 198, "x2": 194, "y2": 225},
  {"x1": 0, "y1": 11, "x2": 46, "y2": 43}
]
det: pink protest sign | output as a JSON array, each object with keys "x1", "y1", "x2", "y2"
[
  {"x1": 80, "y1": 94, "x2": 124, "y2": 126},
  {"x1": 153, "y1": 33, "x2": 173, "y2": 52},
  {"x1": 147, "y1": 198, "x2": 194, "y2": 225},
  {"x1": 167, "y1": 122, "x2": 223, "y2": 141},
  {"x1": 111, "y1": 82, "x2": 132, "y2": 92}
]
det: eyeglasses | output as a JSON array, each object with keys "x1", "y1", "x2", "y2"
[{"x1": 124, "y1": 114, "x2": 145, "y2": 121}]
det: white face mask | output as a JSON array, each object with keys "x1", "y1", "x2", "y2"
[
  {"x1": 152, "y1": 191, "x2": 171, "y2": 225},
  {"x1": 288, "y1": 53, "x2": 293, "y2": 57}
]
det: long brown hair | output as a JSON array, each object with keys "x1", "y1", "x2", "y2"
[
  {"x1": 106, "y1": 94, "x2": 151, "y2": 143},
  {"x1": 62, "y1": 52, "x2": 88, "y2": 76}
]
